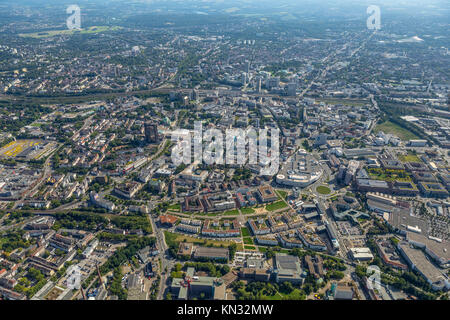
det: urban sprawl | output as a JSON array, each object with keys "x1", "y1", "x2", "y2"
[{"x1": 0, "y1": 0, "x2": 448, "y2": 302}]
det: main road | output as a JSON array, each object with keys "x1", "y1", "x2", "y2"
[{"x1": 147, "y1": 209, "x2": 175, "y2": 300}]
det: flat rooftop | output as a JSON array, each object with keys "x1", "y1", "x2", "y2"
[
  {"x1": 275, "y1": 253, "x2": 301, "y2": 272},
  {"x1": 194, "y1": 246, "x2": 229, "y2": 259},
  {"x1": 407, "y1": 232, "x2": 450, "y2": 264},
  {"x1": 398, "y1": 242, "x2": 447, "y2": 285},
  {"x1": 356, "y1": 178, "x2": 389, "y2": 188},
  {"x1": 388, "y1": 209, "x2": 428, "y2": 236}
]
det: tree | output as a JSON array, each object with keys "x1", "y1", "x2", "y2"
[
  {"x1": 303, "y1": 283, "x2": 313, "y2": 295},
  {"x1": 328, "y1": 270, "x2": 345, "y2": 280},
  {"x1": 174, "y1": 263, "x2": 182, "y2": 272},
  {"x1": 109, "y1": 267, "x2": 127, "y2": 300},
  {"x1": 228, "y1": 243, "x2": 237, "y2": 260},
  {"x1": 355, "y1": 265, "x2": 367, "y2": 279},
  {"x1": 279, "y1": 281, "x2": 294, "y2": 294},
  {"x1": 27, "y1": 268, "x2": 44, "y2": 282}
]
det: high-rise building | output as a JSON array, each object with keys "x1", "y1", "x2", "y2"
[
  {"x1": 287, "y1": 82, "x2": 297, "y2": 96},
  {"x1": 337, "y1": 166, "x2": 346, "y2": 182},
  {"x1": 266, "y1": 77, "x2": 280, "y2": 89},
  {"x1": 344, "y1": 160, "x2": 360, "y2": 185},
  {"x1": 313, "y1": 134, "x2": 327, "y2": 147},
  {"x1": 145, "y1": 122, "x2": 159, "y2": 144},
  {"x1": 190, "y1": 89, "x2": 198, "y2": 101},
  {"x1": 241, "y1": 73, "x2": 248, "y2": 85},
  {"x1": 245, "y1": 61, "x2": 250, "y2": 74}
]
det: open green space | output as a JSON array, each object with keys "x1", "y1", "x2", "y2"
[
  {"x1": 19, "y1": 26, "x2": 122, "y2": 38},
  {"x1": 164, "y1": 231, "x2": 234, "y2": 248},
  {"x1": 244, "y1": 245, "x2": 257, "y2": 250},
  {"x1": 276, "y1": 189, "x2": 288, "y2": 200},
  {"x1": 398, "y1": 152, "x2": 421, "y2": 163},
  {"x1": 223, "y1": 209, "x2": 239, "y2": 216},
  {"x1": 261, "y1": 292, "x2": 285, "y2": 300},
  {"x1": 204, "y1": 212, "x2": 221, "y2": 217},
  {"x1": 367, "y1": 168, "x2": 412, "y2": 182},
  {"x1": 265, "y1": 201, "x2": 288, "y2": 211},
  {"x1": 195, "y1": 209, "x2": 240, "y2": 217},
  {"x1": 167, "y1": 203, "x2": 181, "y2": 212},
  {"x1": 241, "y1": 227, "x2": 251, "y2": 237},
  {"x1": 232, "y1": 281, "x2": 306, "y2": 300},
  {"x1": 374, "y1": 121, "x2": 419, "y2": 141},
  {"x1": 316, "y1": 186, "x2": 331, "y2": 195},
  {"x1": 243, "y1": 237, "x2": 254, "y2": 245},
  {"x1": 317, "y1": 98, "x2": 368, "y2": 107},
  {"x1": 241, "y1": 207, "x2": 255, "y2": 215}
]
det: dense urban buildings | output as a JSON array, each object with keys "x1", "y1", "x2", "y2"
[{"x1": 0, "y1": 0, "x2": 448, "y2": 305}]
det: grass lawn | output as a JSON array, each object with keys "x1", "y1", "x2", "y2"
[
  {"x1": 205, "y1": 212, "x2": 221, "y2": 217},
  {"x1": 316, "y1": 186, "x2": 331, "y2": 195},
  {"x1": 390, "y1": 237, "x2": 400, "y2": 245},
  {"x1": 196, "y1": 209, "x2": 239, "y2": 217},
  {"x1": 265, "y1": 201, "x2": 288, "y2": 212},
  {"x1": 223, "y1": 209, "x2": 239, "y2": 216},
  {"x1": 243, "y1": 237, "x2": 254, "y2": 245},
  {"x1": 374, "y1": 121, "x2": 419, "y2": 141},
  {"x1": 367, "y1": 168, "x2": 412, "y2": 182},
  {"x1": 164, "y1": 231, "x2": 233, "y2": 247},
  {"x1": 168, "y1": 204, "x2": 181, "y2": 212},
  {"x1": 345, "y1": 192, "x2": 355, "y2": 197},
  {"x1": 19, "y1": 26, "x2": 122, "y2": 38},
  {"x1": 261, "y1": 289, "x2": 305, "y2": 300},
  {"x1": 398, "y1": 153, "x2": 421, "y2": 163},
  {"x1": 244, "y1": 245, "x2": 257, "y2": 250},
  {"x1": 276, "y1": 190, "x2": 288, "y2": 200},
  {"x1": 261, "y1": 292, "x2": 285, "y2": 300},
  {"x1": 241, "y1": 227, "x2": 251, "y2": 237},
  {"x1": 241, "y1": 207, "x2": 255, "y2": 215},
  {"x1": 317, "y1": 98, "x2": 368, "y2": 107}
]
